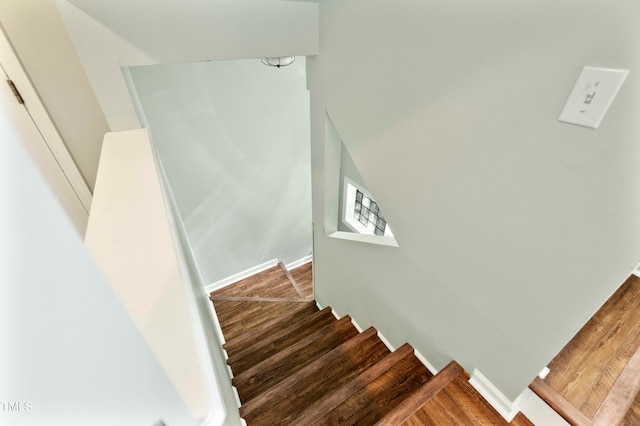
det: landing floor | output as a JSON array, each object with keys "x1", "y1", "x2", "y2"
[{"x1": 541, "y1": 274, "x2": 640, "y2": 424}]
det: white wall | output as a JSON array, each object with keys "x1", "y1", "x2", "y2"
[
  {"x1": 0, "y1": 92, "x2": 195, "y2": 426},
  {"x1": 56, "y1": 0, "x2": 319, "y2": 131},
  {"x1": 0, "y1": 0, "x2": 110, "y2": 190},
  {"x1": 129, "y1": 59, "x2": 312, "y2": 286},
  {"x1": 309, "y1": 0, "x2": 640, "y2": 400},
  {"x1": 338, "y1": 133, "x2": 369, "y2": 233},
  {"x1": 0, "y1": 30, "x2": 89, "y2": 235},
  {"x1": 84, "y1": 130, "x2": 225, "y2": 421}
]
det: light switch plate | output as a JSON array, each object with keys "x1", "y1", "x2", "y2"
[{"x1": 559, "y1": 66, "x2": 629, "y2": 129}]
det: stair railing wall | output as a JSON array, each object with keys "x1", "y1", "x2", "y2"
[
  {"x1": 85, "y1": 129, "x2": 241, "y2": 426},
  {"x1": 149, "y1": 133, "x2": 243, "y2": 426}
]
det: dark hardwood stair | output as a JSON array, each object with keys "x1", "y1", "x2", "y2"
[
  {"x1": 210, "y1": 262, "x2": 533, "y2": 425},
  {"x1": 241, "y1": 327, "x2": 390, "y2": 425},
  {"x1": 232, "y1": 315, "x2": 359, "y2": 403},
  {"x1": 226, "y1": 306, "x2": 336, "y2": 375},
  {"x1": 222, "y1": 301, "x2": 318, "y2": 357}
]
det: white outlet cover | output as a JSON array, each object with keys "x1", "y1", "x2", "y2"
[{"x1": 559, "y1": 66, "x2": 629, "y2": 129}]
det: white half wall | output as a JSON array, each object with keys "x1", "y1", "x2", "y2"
[
  {"x1": 84, "y1": 129, "x2": 217, "y2": 421},
  {"x1": 55, "y1": 0, "x2": 319, "y2": 130},
  {"x1": 0, "y1": 92, "x2": 195, "y2": 426}
]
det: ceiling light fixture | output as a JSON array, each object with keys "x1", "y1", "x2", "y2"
[{"x1": 260, "y1": 56, "x2": 295, "y2": 68}]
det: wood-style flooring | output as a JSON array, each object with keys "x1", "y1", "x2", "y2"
[
  {"x1": 210, "y1": 261, "x2": 533, "y2": 425},
  {"x1": 531, "y1": 274, "x2": 640, "y2": 425},
  {"x1": 406, "y1": 371, "x2": 533, "y2": 426}
]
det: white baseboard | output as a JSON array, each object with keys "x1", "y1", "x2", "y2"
[
  {"x1": 518, "y1": 388, "x2": 570, "y2": 425},
  {"x1": 205, "y1": 258, "x2": 279, "y2": 293},
  {"x1": 205, "y1": 255, "x2": 313, "y2": 294},
  {"x1": 285, "y1": 255, "x2": 313, "y2": 271},
  {"x1": 412, "y1": 348, "x2": 439, "y2": 376},
  {"x1": 468, "y1": 369, "x2": 523, "y2": 422},
  {"x1": 318, "y1": 304, "x2": 439, "y2": 375}
]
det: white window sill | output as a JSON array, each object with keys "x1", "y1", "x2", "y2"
[{"x1": 326, "y1": 231, "x2": 399, "y2": 247}]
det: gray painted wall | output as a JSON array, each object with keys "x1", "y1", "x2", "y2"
[
  {"x1": 129, "y1": 58, "x2": 312, "y2": 285},
  {"x1": 338, "y1": 137, "x2": 368, "y2": 233},
  {"x1": 309, "y1": 0, "x2": 640, "y2": 400}
]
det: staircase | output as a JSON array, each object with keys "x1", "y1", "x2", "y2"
[{"x1": 210, "y1": 262, "x2": 533, "y2": 425}]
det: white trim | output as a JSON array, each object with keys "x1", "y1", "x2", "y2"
[
  {"x1": 373, "y1": 326, "x2": 439, "y2": 375},
  {"x1": 468, "y1": 368, "x2": 523, "y2": 422},
  {"x1": 518, "y1": 388, "x2": 570, "y2": 426},
  {"x1": 413, "y1": 349, "x2": 439, "y2": 376},
  {"x1": 327, "y1": 231, "x2": 399, "y2": 247},
  {"x1": 342, "y1": 178, "x2": 395, "y2": 239},
  {"x1": 205, "y1": 258, "x2": 279, "y2": 293},
  {"x1": 538, "y1": 366, "x2": 551, "y2": 379},
  {"x1": 349, "y1": 316, "x2": 365, "y2": 333},
  {"x1": 631, "y1": 259, "x2": 640, "y2": 278},
  {"x1": 320, "y1": 304, "x2": 439, "y2": 375},
  {"x1": 285, "y1": 255, "x2": 313, "y2": 271},
  {"x1": 205, "y1": 284, "x2": 229, "y2": 348}
]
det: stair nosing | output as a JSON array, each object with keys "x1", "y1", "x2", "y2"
[
  {"x1": 239, "y1": 326, "x2": 380, "y2": 418},
  {"x1": 287, "y1": 342, "x2": 416, "y2": 426},
  {"x1": 529, "y1": 377, "x2": 592, "y2": 426},
  {"x1": 374, "y1": 360, "x2": 464, "y2": 426}
]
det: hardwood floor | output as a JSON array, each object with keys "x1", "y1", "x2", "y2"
[
  {"x1": 533, "y1": 274, "x2": 640, "y2": 425},
  {"x1": 622, "y1": 391, "x2": 640, "y2": 425},
  {"x1": 210, "y1": 261, "x2": 532, "y2": 425},
  {"x1": 406, "y1": 372, "x2": 533, "y2": 426},
  {"x1": 289, "y1": 261, "x2": 313, "y2": 299},
  {"x1": 212, "y1": 263, "x2": 307, "y2": 301}
]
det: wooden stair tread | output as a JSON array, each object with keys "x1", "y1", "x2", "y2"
[
  {"x1": 211, "y1": 263, "x2": 537, "y2": 426},
  {"x1": 232, "y1": 315, "x2": 359, "y2": 403},
  {"x1": 241, "y1": 328, "x2": 391, "y2": 425},
  {"x1": 312, "y1": 350, "x2": 433, "y2": 425},
  {"x1": 213, "y1": 300, "x2": 312, "y2": 341},
  {"x1": 222, "y1": 301, "x2": 318, "y2": 356},
  {"x1": 227, "y1": 307, "x2": 336, "y2": 375},
  {"x1": 409, "y1": 373, "x2": 533, "y2": 426},
  {"x1": 529, "y1": 377, "x2": 591, "y2": 426},
  {"x1": 210, "y1": 265, "x2": 300, "y2": 299},
  {"x1": 288, "y1": 343, "x2": 416, "y2": 426},
  {"x1": 375, "y1": 360, "x2": 464, "y2": 426}
]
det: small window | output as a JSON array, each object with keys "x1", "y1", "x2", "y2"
[{"x1": 343, "y1": 180, "x2": 394, "y2": 237}]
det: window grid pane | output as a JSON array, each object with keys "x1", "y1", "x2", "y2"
[{"x1": 352, "y1": 189, "x2": 389, "y2": 236}]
